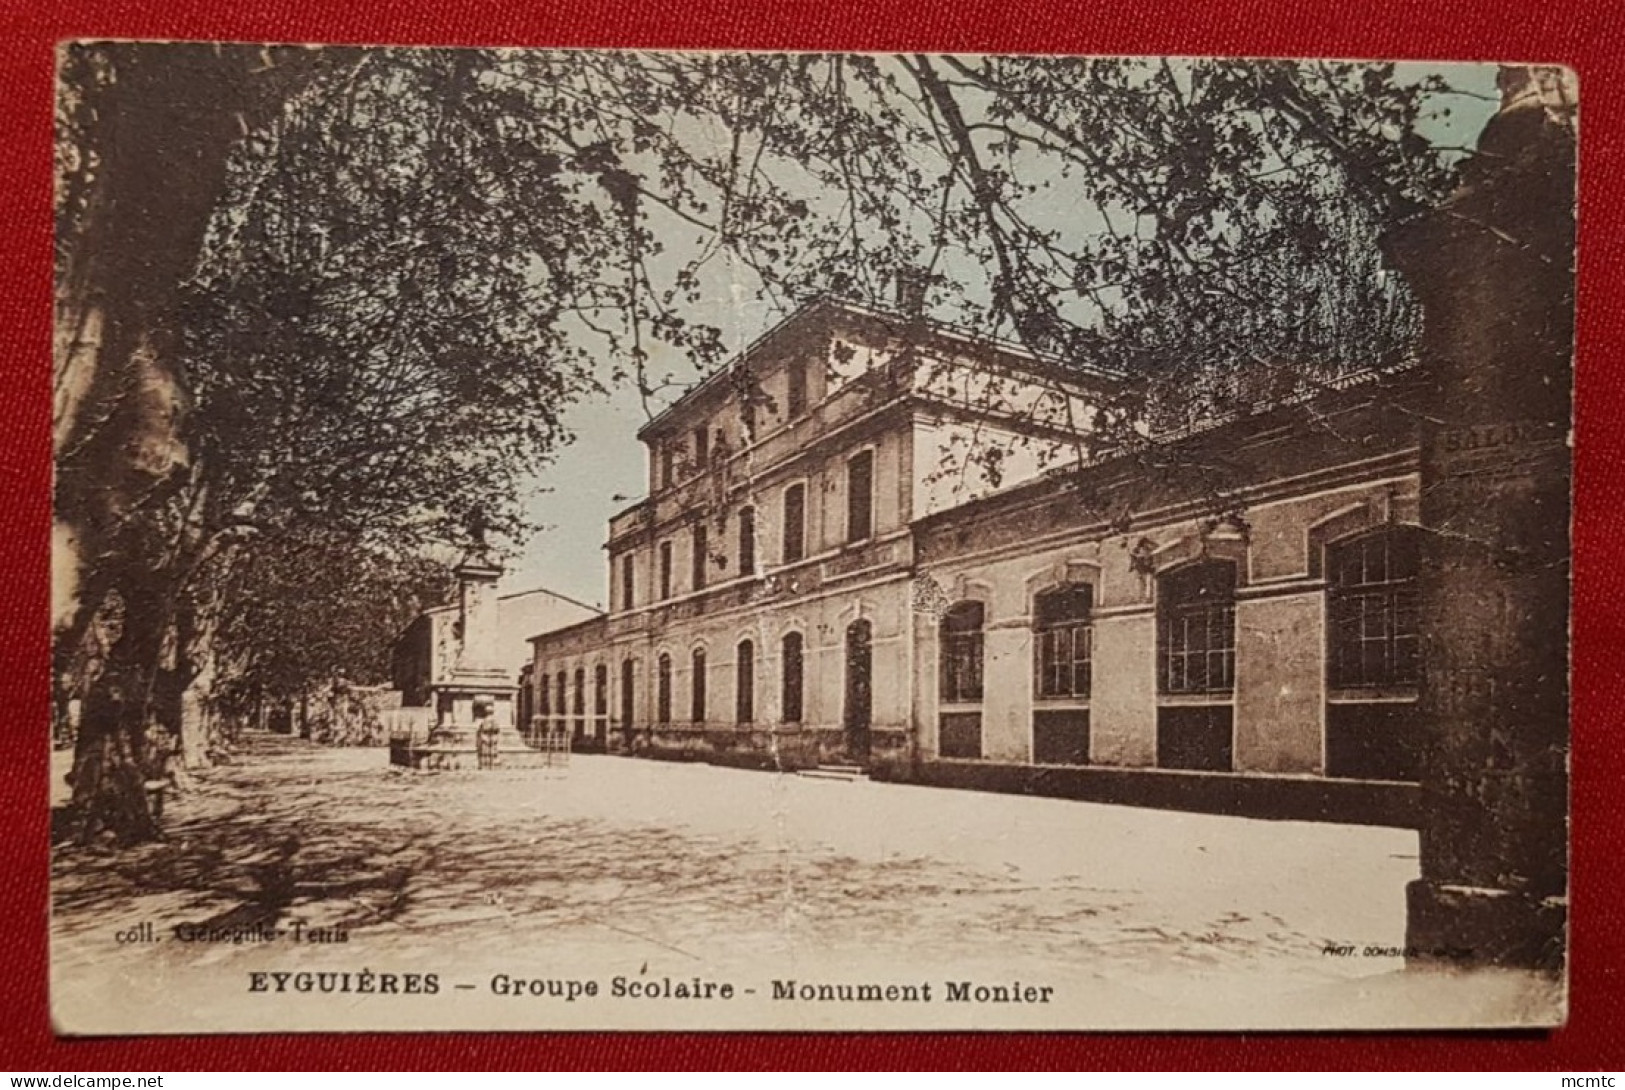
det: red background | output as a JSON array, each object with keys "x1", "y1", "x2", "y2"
[{"x1": 2, "y1": 0, "x2": 1620, "y2": 1071}]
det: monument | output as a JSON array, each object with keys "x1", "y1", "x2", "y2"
[
  {"x1": 1385, "y1": 65, "x2": 1574, "y2": 974},
  {"x1": 391, "y1": 512, "x2": 563, "y2": 769}
]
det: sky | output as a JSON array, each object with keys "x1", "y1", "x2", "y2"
[{"x1": 502, "y1": 58, "x2": 1503, "y2": 609}]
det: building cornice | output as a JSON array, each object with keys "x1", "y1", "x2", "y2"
[
  {"x1": 913, "y1": 454, "x2": 1419, "y2": 576},
  {"x1": 634, "y1": 295, "x2": 1124, "y2": 444}
]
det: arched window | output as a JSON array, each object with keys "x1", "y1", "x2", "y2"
[
  {"x1": 940, "y1": 601, "x2": 985, "y2": 704},
  {"x1": 1157, "y1": 561, "x2": 1237, "y2": 694},
  {"x1": 1328, "y1": 527, "x2": 1421, "y2": 689},
  {"x1": 1155, "y1": 560, "x2": 1237, "y2": 772},
  {"x1": 656, "y1": 654, "x2": 673, "y2": 725},
  {"x1": 938, "y1": 602, "x2": 984, "y2": 759},
  {"x1": 538, "y1": 665, "x2": 551, "y2": 717},
  {"x1": 781, "y1": 631, "x2": 804, "y2": 724},
  {"x1": 593, "y1": 664, "x2": 609, "y2": 741},
  {"x1": 572, "y1": 667, "x2": 586, "y2": 737},
  {"x1": 844, "y1": 620, "x2": 872, "y2": 757},
  {"x1": 1325, "y1": 526, "x2": 1422, "y2": 782},
  {"x1": 619, "y1": 658, "x2": 636, "y2": 730},
  {"x1": 738, "y1": 507, "x2": 757, "y2": 576},
  {"x1": 736, "y1": 639, "x2": 756, "y2": 724},
  {"x1": 1032, "y1": 584, "x2": 1093, "y2": 766},
  {"x1": 782, "y1": 483, "x2": 806, "y2": 564},
  {"x1": 1034, "y1": 584, "x2": 1094, "y2": 699},
  {"x1": 691, "y1": 647, "x2": 708, "y2": 724},
  {"x1": 847, "y1": 449, "x2": 874, "y2": 543}
]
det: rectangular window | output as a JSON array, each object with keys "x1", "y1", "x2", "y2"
[
  {"x1": 659, "y1": 540, "x2": 673, "y2": 600},
  {"x1": 787, "y1": 357, "x2": 808, "y2": 418},
  {"x1": 783, "y1": 483, "x2": 806, "y2": 564},
  {"x1": 1034, "y1": 584, "x2": 1094, "y2": 699},
  {"x1": 1328, "y1": 529, "x2": 1421, "y2": 689},
  {"x1": 940, "y1": 602, "x2": 985, "y2": 703},
  {"x1": 738, "y1": 507, "x2": 756, "y2": 576},
  {"x1": 660, "y1": 445, "x2": 675, "y2": 490},
  {"x1": 1037, "y1": 626, "x2": 1093, "y2": 698},
  {"x1": 620, "y1": 553, "x2": 635, "y2": 611},
  {"x1": 847, "y1": 449, "x2": 874, "y2": 543},
  {"x1": 1157, "y1": 562, "x2": 1237, "y2": 694},
  {"x1": 692, "y1": 523, "x2": 708, "y2": 591},
  {"x1": 693, "y1": 426, "x2": 709, "y2": 470}
]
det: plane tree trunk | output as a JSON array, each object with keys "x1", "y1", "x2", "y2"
[
  {"x1": 67, "y1": 570, "x2": 180, "y2": 842},
  {"x1": 54, "y1": 44, "x2": 343, "y2": 843}
]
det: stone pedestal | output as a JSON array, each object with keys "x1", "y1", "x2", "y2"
[
  {"x1": 1383, "y1": 66, "x2": 1573, "y2": 973},
  {"x1": 430, "y1": 673, "x2": 517, "y2": 734},
  {"x1": 404, "y1": 675, "x2": 548, "y2": 770},
  {"x1": 405, "y1": 538, "x2": 550, "y2": 769}
]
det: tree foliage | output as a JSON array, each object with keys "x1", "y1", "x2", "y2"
[
  {"x1": 205, "y1": 531, "x2": 453, "y2": 719},
  {"x1": 182, "y1": 50, "x2": 701, "y2": 549},
  {"x1": 53, "y1": 44, "x2": 1483, "y2": 842},
  {"x1": 559, "y1": 54, "x2": 1465, "y2": 407}
]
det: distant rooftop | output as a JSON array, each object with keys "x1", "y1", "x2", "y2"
[{"x1": 426, "y1": 583, "x2": 605, "y2": 618}]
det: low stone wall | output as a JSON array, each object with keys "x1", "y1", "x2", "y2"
[
  {"x1": 868, "y1": 758, "x2": 1420, "y2": 829},
  {"x1": 600, "y1": 731, "x2": 1414, "y2": 827},
  {"x1": 616, "y1": 723, "x2": 911, "y2": 769},
  {"x1": 391, "y1": 743, "x2": 565, "y2": 770},
  {"x1": 620, "y1": 728, "x2": 820, "y2": 771},
  {"x1": 629, "y1": 745, "x2": 815, "y2": 773}
]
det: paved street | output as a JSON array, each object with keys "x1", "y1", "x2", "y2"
[{"x1": 51, "y1": 734, "x2": 1557, "y2": 1032}]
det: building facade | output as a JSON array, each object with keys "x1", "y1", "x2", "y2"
[{"x1": 528, "y1": 298, "x2": 1423, "y2": 785}]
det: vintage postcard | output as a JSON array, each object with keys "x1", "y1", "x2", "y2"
[{"x1": 50, "y1": 43, "x2": 1573, "y2": 1033}]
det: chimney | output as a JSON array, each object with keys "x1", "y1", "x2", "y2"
[{"x1": 895, "y1": 268, "x2": 929, "y2": 316}]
